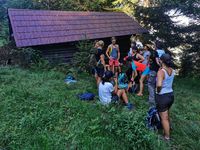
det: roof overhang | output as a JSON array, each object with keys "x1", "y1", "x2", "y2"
[{"x1": 8, "y1": 9, "x2": 148, "y2": 47}]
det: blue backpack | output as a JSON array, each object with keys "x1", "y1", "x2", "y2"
[
  {"x1": 146, "y1": 107, "x2": 162, "y2": 130},
  {"x1": 77, "y1": 93, "x2": 95, "y2": 101}
]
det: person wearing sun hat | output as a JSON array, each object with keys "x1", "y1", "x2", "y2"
[{"x1": 156, "y1": 53, "x2": 175, "y2": 141}]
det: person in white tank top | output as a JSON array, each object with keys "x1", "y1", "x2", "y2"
[{"x1": 156, "y1": 54, "x2": 175, "y2": 141}]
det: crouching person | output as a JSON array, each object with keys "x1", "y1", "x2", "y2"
[{"x1": 98, "y1": 71, "x2": 133, "y2": 110}]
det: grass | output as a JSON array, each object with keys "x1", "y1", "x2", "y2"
[{"x1": 0, "y1": 66, "x2": 199, "y2": 150}]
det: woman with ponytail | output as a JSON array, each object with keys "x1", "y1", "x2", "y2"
[
  {"x1": 99, "y1": 71, "x2": 133, "y2": 109},
  {"x1": 156, "y1": 54, "x2": 175, "y2": 141}
]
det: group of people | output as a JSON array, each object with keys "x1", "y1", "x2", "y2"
[{"x1": 90, "y1": 36, "x2": 175, "y2": 141}]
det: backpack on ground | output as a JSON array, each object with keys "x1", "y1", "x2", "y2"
[
  {"x1": 77, "y1": 93, "x2": 95, "y2": 101},
  {"x1": 146, "y1": 107, "x2": 162, "y2": 130}
]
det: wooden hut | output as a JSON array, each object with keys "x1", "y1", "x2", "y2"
[{"x1": 8, "y1": 9, "x2": 148, "y2": 63}]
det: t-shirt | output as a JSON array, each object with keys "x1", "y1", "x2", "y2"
[
  {"x1": 156, "y1": 49, "x2": 165, "y2": 58},
  {"x1": 98, "y1": 82, "x2": 114, "y2": 105},
  {"x1": 149, "y1": 50, "x2": 159, "y2": 72},
  {"x1": 142, "y1": 50, "x2": 150, "y2": 65}
]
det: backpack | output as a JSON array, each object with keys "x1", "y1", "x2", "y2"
[
  {"x1": 146, "y1": 107, "x2": 162, "y2": 130},
  {"x1": 118, "y1": 73, "x2": 128, "y2": 89},
  {"x1": 77, "y1": 93, "x2": 95, "y2": 101},
  {"x1": 88, "y1": 48, "x2": 97, "y2": 68}
]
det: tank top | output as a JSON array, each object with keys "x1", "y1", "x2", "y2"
[
  {"x1": 110, "y1": 45, "x2": 118, "y2": 60},
  {"x1": 159, "y1": 68, "x2": 175, "y2": 95},
  {"x1": 132, "y1": 53, "x2": 140, "y2": 61}
]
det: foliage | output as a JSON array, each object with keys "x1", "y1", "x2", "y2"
[
  {"x1": 9, "y1": 47, "x2": 42, "y2": 67},
  {"x1": 0, "y1": 67, "x2": 200, "y2": 149},
  {"x1": 72, "y1": 40, "x2": 94, "y2": 72}
]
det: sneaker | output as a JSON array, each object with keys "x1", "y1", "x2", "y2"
[
  {"x1": 126, "y1": 103, "x2": 134, "y2": 110},
  {"x1": 160, "y1": 136, "x2": 171, "y2": 142}
]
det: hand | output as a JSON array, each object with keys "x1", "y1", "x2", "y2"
[
  {"x1": 131, "y1": 77, "x2": 134, "y2": 82},
  {"x1": 114, "y1": 77, "x2": 118, "y2": 83}
]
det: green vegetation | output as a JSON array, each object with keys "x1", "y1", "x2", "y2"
[{"x1": 0, "y1": 67, "x2": 199, "y2": 149}]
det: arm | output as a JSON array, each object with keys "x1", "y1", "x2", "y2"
[
  {"x1": 147, "y1": 55, "x2": 150, "y2": 66},
  {"x1": 137, "y1": 54, "x2": 145, "y2": 63},
  {"x1": 117, "y1": 45, "x2": 120, "y2": 60},
  {"x1": 113, "y1": 77, "x2": 118, "y2": 94},
  {"x1": 106, "y1": 45, "x2": 111, "y2": 59},
  {"x1": 100, "y1": 54, "x2": 105, "y2": 68},
  {"x1": 131, "y1": 70, "x2": 138, "y2": 82},
  {"x1": 156, "y1": 69, "x2": 164, "y2": 93},
  {"x1": 156, "y1": 57, "x2": 161, "y2": 67}
]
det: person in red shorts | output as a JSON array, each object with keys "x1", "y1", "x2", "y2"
[{"x1": 106, "y1": 37, "x2": 121, "y2": 74}]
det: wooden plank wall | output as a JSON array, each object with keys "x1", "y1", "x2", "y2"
[{"x1": 36, "y1": 35, "x2": 132, "y2": 64}]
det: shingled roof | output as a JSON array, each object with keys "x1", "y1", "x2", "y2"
[{"x1": 8, "y1": 9, "x2": 147, "y2": 47}]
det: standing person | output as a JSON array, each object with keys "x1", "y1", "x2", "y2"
[
  {"x1": 125, "y1": 57, "x2": 150, "y2": 96},
  {"x1": 147, "y1": 44, "x2": 160, "y2": 106},
  {"x1": 156, "y1": 42, "x2": 165, "y2": 58},
  {"x1": 89, "y1": 40, "x2": 105, "y2": 86},
  {"x1": 125, "y1": 57, "x2": 138, "y2": 92},
  {"x1": 127, "y1": 44, "x2": 144, "y2": 63},
  {"x1": 156, "y1": 54, "x2": 175, "y2": 141},
  {"x1": 98, "y1": 71, "x2": 133, "y2": 109},
  {"x1": 106, "y1": 37, "x2": 121, "y2": 74},
  {"x1": 142, "y1": 45, "x2": 151, "y2": 66}
]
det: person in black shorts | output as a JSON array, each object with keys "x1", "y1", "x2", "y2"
[
  {"x1": 92, "y1": 40, "x2": 106, "y2": 86},
  {"x1": 156, "y1": 54, "x2": 175, "y2": 141}
]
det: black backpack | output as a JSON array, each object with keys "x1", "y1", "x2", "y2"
[{"x1": 146, "y1": 107, "x2": 162, "y2": 130}]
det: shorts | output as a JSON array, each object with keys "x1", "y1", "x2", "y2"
[
  {"x1": 156, "y1": 92, "x2": 174, "y2": 112},
  {"x1": 111, "y1": 94, "x2": 119, "y2": 103},
  {"x1": 109, "y1": 59, "x2": 119, "y2": 67},
  {"x1": 92, "y1": 67, "x2": 104, "y2": 77},
  {"x1": 142, "y1": 67, "x2": 150, "y2": 76}
]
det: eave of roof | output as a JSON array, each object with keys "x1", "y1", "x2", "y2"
[{"x1": 8, "y1": 9, "x2": 148, "y2": 47}]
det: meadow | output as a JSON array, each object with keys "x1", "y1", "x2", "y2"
[{"x1": 0, "y1": 66, "x2": 199, "y2": 150}]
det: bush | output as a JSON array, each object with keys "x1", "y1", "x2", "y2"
[
  {"x1": 72, "y1": 40, "x2": 93, "y2": 72},
  {"x1": 101, "y1": 107, "x2": 166, "y2": 150},
  {"x1": 10, "y1": 47, "x2": 42, "y2": 67}
]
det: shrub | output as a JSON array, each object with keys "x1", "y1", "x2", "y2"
[
  {"x1": 10, "y1": 47, "x2": 42, "y2": 67},
  {"x1": 101, "y1": 107, "x2": 166, "y2": 150},
  {"x1": 72, "y1": 39, "x2": 93, "y2": 72}
]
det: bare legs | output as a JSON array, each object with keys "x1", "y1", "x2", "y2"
[
  {"x1": 117, "y1": 89, "x2": 128, "y2": 104},
  {"x1": 160, "y1": 110, "x2": 170, "y2": 139},
  {"x1": 137, "y1": 75, "x2": 146, "y2": 96}
]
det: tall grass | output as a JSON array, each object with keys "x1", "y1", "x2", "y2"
[{"x1": 0, "y1": 66, "x2": 199, "y2": 149}]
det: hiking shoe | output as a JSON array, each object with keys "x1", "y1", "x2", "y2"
[
  {"x1": 126, "y1": 103, "x2": 134, "y2": 110},
  {"x1": 160, "y1": 136, "x2": 171, "y2": 142}
]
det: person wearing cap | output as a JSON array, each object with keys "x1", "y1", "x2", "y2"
[
  {"x1": 98, "y1": 71, "x2": 133, "y2": 109},
  {"x1": 156, "y1": 53, "x2": 175, "y2": 141}
]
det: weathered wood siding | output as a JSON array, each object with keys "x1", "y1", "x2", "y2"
[{"x1": 36, "y1": 35, "x2": 133, "y2": 64}]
